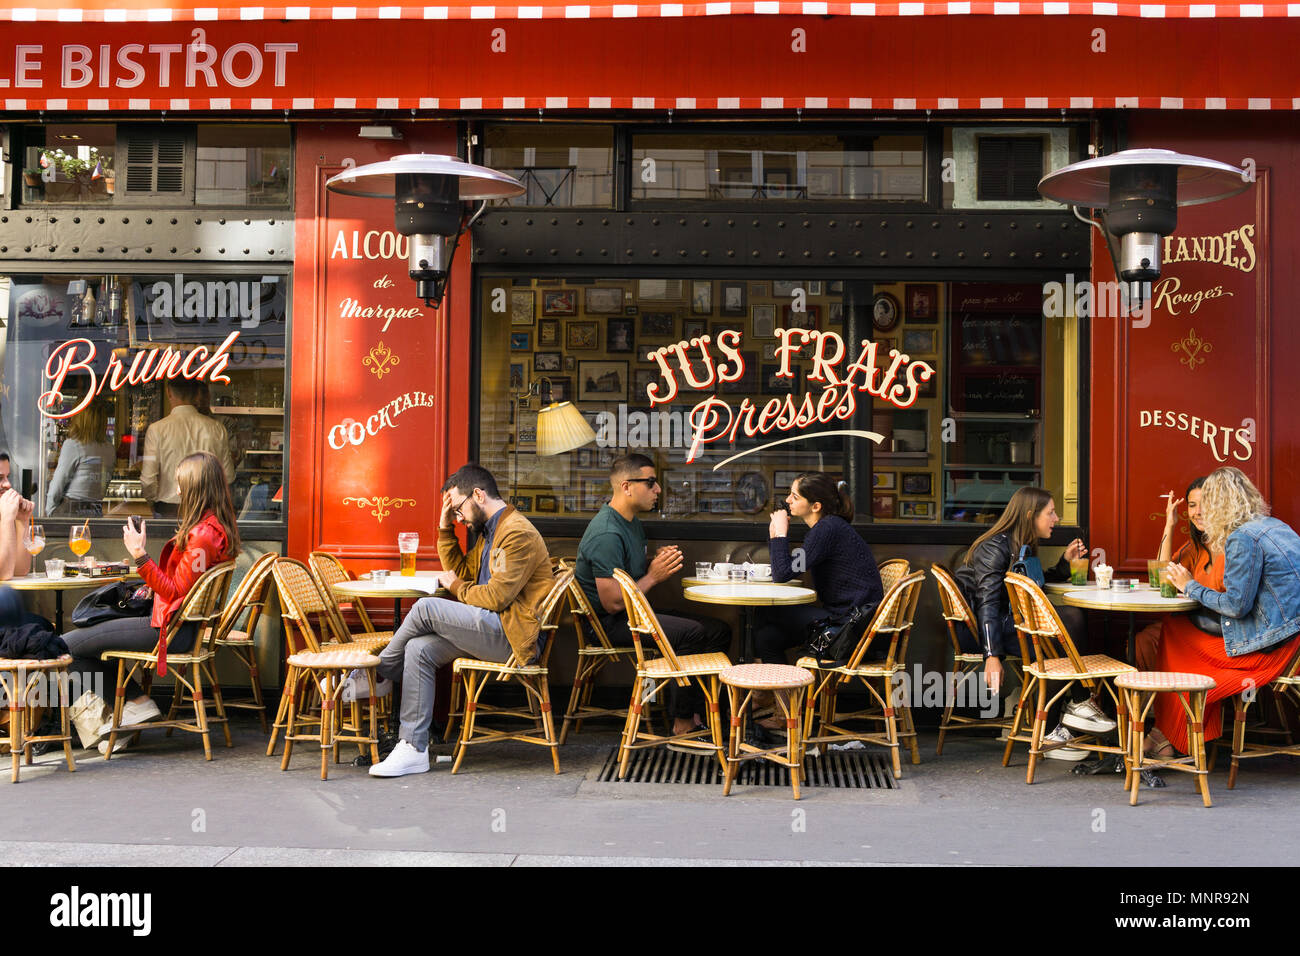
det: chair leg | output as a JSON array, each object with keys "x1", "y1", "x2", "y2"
[
  {"x1": 205, "y1": 662, "x2": 233, "y2": 749},
  {"x1": 319, "y1": 671, "x2": 334, "y2": 781},
  {"x1": 936, "y1": 667, "x2": 960, "y2": 756},
  {"x1": 58, "y1": 670, "x2": 76, "y2": 773},
  {"x1": 1025, "y1": 678, "x2": 1048, "y2": 785},
  {"x1": 1003, "y1": 677, "x2": 1031, "y2": 767},
  {"x1": 8, "y1": 683, "x2": 20, "y2": 784},
  {"x1": 722, "y1": 685, "x2": 741, "y2": 797},
  {"x1": 104, "y1": 660, "x2": 127, "y2": 763},
  {"x1": 279, "y1": 666, "x2": 298, "y2": 771},
  {"x1": 617, "y1": 682, "x2": 645, "y2": 780},
  {"x1": 1228, "y1": 694, "x2": 1247, "y2": 790},
  {"x1": 268, "y1": 678, "x2": 292, "y2": 757},
  {"x1": 191, "y1": 663, "x2": 213, "y2": 761},
  {"x1": 451, "y1": 670, "x2": 480, "y2": 775},
  {"x1": 444, "y1": 673, "x2": 463, "y2": 744},
  {"x1": 537, "y1": 677, "x2": 561, "y2": 775}
]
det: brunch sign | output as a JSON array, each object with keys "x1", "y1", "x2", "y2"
[{"x1": 646, "y1": 327, "x2": 935, "y2": 464}]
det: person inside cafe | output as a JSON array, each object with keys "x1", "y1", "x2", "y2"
[
  {"x1": 140, "y1": 379, "x2": 236, "y2": 517},
  {"x1": 0, "y1": 453, "x2": 35, "y2": 581},
  {"x1": 954, "y1": 486, "x2": 1105, "y2": 761},
  {"x1": 1134, "y1": 477, "x2": 1210, "y2": 671},
  {"x1": 62, "y1": 451, "x2": 240, "y2": 754},
  {"x1": 369, "y1": 463, "x2": 554, "y2": 778},
  {"x1": 574, "y1": 453, "x2": 730, "y2": 742},
  {"x1": 755, "y1": 473, "x2": 883, "y2": 731},
  {"x1": 46, "y1": 401, "x2": 115, "y2": 518},
  {"x1": 1155, "y1": 466, "x2": 1300, "y2": 758}
]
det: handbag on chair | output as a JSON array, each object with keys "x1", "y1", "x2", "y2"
[
  {"x1": 803, "y1": 603, "x2": 877, "y2": 664},
  {"x1": 71, "y1": 582, "x2": 153, "y2": 628}
]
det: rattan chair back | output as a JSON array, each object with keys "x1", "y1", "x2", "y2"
[
  {"x1": 308, "y1": 551, "x2": 378, "y2": 633},
  {"x1": 1004, "y1": 571, "x2": 1084, "y2": 671},
  {"x1": 532, "y1": 570, "x2": 573, "y2": 668},
  {"x1": 170, "y1": 561, "x2": 237, "y2": 656},
  {"x1": 563, "y1": 571, "x2": 616, "y2": 653},
  {"x1": 930, "y1": 562, "x2": 979, "y2": 655},
  {"x1": 878, "y1": 558, "x2": 911, "y2": 594},
  {"x1": 272, "y1": 557, "x2": 335, "y2": 654},
  {"x1": 611, "y1": 568, "x2": 684, "y2": 672},
  {"x1": 213, "y1": 552, "x2": 278, "y2": 644},
  {"x1": 841, "y1": 570, "x2": 926, "y2": 671}
]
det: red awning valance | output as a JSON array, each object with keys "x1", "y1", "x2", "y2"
[{"x1": 0, "y1": 0, "x2": 1296, "y2": 19}]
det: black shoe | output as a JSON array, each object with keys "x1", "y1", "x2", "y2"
[{"x1": 377, "y1": 729, "x2": 400, "y2": 760}]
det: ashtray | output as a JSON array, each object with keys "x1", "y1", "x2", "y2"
[{"x1": 369, "y1": 569, "x2": 390, "y2": 581}]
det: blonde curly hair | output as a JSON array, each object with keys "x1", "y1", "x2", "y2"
[{"x1": 1199, "y1": 466, "x2": 1269, "y2": 553}]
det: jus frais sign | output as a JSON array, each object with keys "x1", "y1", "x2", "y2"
[{"x1": 644, "y1": 326, "x2": 934, "y2": 464}]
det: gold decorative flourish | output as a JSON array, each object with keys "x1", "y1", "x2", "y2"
[
  {"x1": 342, "y1": 496, "x2": 417, "y2": 523},
  {"x1": 363, "y1": 341, "x2": 400, "y2": 380},
  {"x1": 1171, "y1": 328, "x2": 1212, "y2": 370}
]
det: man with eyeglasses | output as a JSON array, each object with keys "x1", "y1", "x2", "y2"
[
  {"x1": 370, "y1": 462, "x2": 554, "y2": 778},
  {"x1": 576, "y1": 453, "x2": 731, "y2": 741}
]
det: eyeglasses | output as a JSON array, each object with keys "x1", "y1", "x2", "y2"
[
  {"x1": 449, "y1": 496, "x2": 469, "y2": 519},
  {"x1": 626, "y1": 477, "x2": 660, "y2": 488}
]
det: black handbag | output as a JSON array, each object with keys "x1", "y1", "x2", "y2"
[
  {"x1": 71, "y1": 581, "x2": 153, "y2": 628},
  {"x1": 803, "y1": 603, "x2": 877, "y2": 665},
  {"x1": 1188, "y1": 607, "x2": 1223, "y2": 637}
]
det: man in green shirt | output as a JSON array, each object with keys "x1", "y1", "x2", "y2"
[{"x1": 576, "y1": 453, "x2": 731, "y2": 738}]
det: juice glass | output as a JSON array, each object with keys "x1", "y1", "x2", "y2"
[
  {"x1": 1069, "y1": 557, "x2": 1089, "y2": 586},
  {"x1": 397, "y1": 532, "x2": 419, "y2": 576}
]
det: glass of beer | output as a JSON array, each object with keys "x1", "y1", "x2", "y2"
[
  {"x1": 1069, "y1": 557, "x2": 1089, "y2": 586},
  {"x1": 398, "y1": 532, "x2": 419, "y2": 576}
]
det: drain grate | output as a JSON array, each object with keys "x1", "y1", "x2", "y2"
[{"x1": 595, "y1": 746, "x2": 897, "y2": 789}]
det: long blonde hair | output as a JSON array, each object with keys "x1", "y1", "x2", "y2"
[
  {"x1": 69, "y1": 402, "x2": 108, "y2": 445},
  {"x1": 173, "y1": 452, "x2": 240, "y2": 557},
  {"x1": 963, "y1": 486, "x2": 1054, "y2": 566},
  {"x1": 1199, "y1": 466, "x2": 1269, "y2": 553}
]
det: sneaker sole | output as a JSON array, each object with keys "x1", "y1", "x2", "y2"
[
  {"x1": 1044, "y1": 746, "x2": 1090, "y2": 761},
  {"x1": 368, "y1": 764, "x2": 430, "y2": 777},
  {"x1": 1061, "y1": 715, "x2": 1118, "y2": 734}
]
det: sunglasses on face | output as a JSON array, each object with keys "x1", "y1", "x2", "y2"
[{"x1": 626, "y1": 477, "x2": 660, "y2": 488}]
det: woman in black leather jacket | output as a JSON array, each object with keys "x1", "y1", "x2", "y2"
[{"x1": 955, "y1": 486, "x2": 1086, "y2": 693}]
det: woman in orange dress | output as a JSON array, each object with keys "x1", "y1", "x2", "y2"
[{"x1": 1149, "y1": 475, "x2": 1300, "y2": 755}]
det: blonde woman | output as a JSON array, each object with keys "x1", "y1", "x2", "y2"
[
  {"x1": 1155, "y1": 467, "x2": 1300, "y2": 756},
  {"x1": 47, "y1": 402, "x2": 115, "y2": 517}
]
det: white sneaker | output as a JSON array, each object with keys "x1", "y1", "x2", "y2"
[
  {"x1": 368, "y1": 739, "x2": 430, "y2": 777},
  {"x1": 1062, "y1": 698, "x2": 1117, "y2": 734},
  {"x1": 98, "y1": 735, "x2": 131, "y2": 756},
  {"x1": 1042, "y1": 724, "x2": 1089, "y2": 761}
]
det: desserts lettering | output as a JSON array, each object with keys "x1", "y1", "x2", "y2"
[{"x1": 1137, "y1": 408, "x2": 1254, "y2": 462}]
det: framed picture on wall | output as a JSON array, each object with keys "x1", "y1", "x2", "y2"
[
  {"x1": 902, "y1": 329, "x2": 937, "y2": 354},
  {"x1": 774, "y1": 471, "x2": 802, "y2": 492},
  {"x1": 510, "y1": 290, "x2": 535, "y2": 326},
  {"x1": 509, "y1": 331, "x2": 531, "y2": 351},
  {"x1": 752, "y1": 304, "x2": 776, "y2": 337},
  {"x1": 535, "y1": 495, "x2": 558, "y2": 513},
  {"x1": 720, "y1": 282, "x2": 747, "y2": 316},
  {"x1": 720, "y1": 352, "x2": 758, "y2": 393},
  {"x1": 906, "y1": 284, "x2": 938, "y2": 323},
  {"x1": 902, "y1": 473, "x2": 932, "y2": 496},
  {"x1": 901, "y1": 500, "x2": 934, "y2": 518},
  {"x1": 566, "y1": 321, "x2": 599, "y2": 351},
  {"x1": 542, "y1": 289, "x2": 578, "y2": 316},
  {"x1": 641, "y1": 311, "x2": 676, "y2": 337},
  {"x1": 606, "y1": 317, "x2": 634, "y2": 353},
  {"x1": 691, "y1": 280, "x2": 713, "y2": 315},
  {"x1": 542, "y1": 376, "x2": 572, "y2": 403},
  {"x1": 509, "y1": 363, "x2": 526, "y2": 390},
  {"x1": 579, "y1": 361, "x2": 629, "y2": 401},
  {"x1": 509, "y1": 495, "x2": 534, "y2": 511},
  {"x1": 564, "y1": 355, "x2": 576, "y2": 371},
  {"x1": 873, "y1": 471, "x2": 896, "y2": 490},
  {"x1": 872, "y1": 493, "x2": 896, "y2": 519},
  {"x1": 784, "y1": 304, "x2": 820, "y2": 330},
  {"x1": 537, "y1": 319, "x2": 559, "y2": 347},
  {"x1": 683, "y1": 318, "x2": 706, "y2": 340},
  {"x1": 583, "y1": 286, "x2": 624, "y2": 315},
  {"x1": 762, "y1": 364, "x2": 799, "y2": 394},
  {"x1": 533, "y1": 351, "x2": 562, "y2": 372},
  {"x1": 633, "y1": 368, "x2": 660, "y2": 402}
]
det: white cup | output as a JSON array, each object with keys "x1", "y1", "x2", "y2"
[
  {"x1": 1094, "y1": 566, "x2": 1113, "y2": 589},
  {"x1": 748, "y1": 563, "x2": 772, "y2": 580},
  {"x1": 712, "y1": 562, "x2": 733, "y2": 579}
]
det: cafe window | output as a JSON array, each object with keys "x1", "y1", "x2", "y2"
[
  {"x1": 0, "y1": 271, "x2": 288, "y2": 524},
  {"x1": 17, "y1": 123, "x2": 292, "y2": 208},
  {"x1": 629, "y1": 132, "x2": 926, "y2": 203},
  {"x1": 478, "y1": 276, "x2": 1081, "y2": 528},
  {"x1": 482, "y1": 125, "x2": 615, "y2": 207}
]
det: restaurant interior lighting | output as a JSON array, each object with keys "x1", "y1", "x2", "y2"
[
  {"x1": 536, "y1": 400, "x2": 597, "y2": 457},
  {"x1": 1038, "y1": 148, "x2": 1249, "y2": 307},
  {"x1": 325, "y1": 153, "x2": 525, "y2": 308}
]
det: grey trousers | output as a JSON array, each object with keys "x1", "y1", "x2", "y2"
[{"x1": 376, "y1": 597, "x2": 511, "y2": 751}]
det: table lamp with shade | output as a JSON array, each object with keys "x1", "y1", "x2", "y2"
[{"x1": 513, "y1": 376, "x2": 597, "y2": 502}]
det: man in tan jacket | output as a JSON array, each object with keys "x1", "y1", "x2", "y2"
[{"x1": 371, "y1": 463, "x2": 554, "y2": 778}]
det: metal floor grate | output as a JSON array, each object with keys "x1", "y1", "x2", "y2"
[{"x1": 595, "y1": 746, "x2": 897, "y2": 789}]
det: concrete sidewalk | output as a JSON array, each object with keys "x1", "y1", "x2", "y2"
[{"x1": 2, "y1": 717, "x2": 1298, "y2": 867}]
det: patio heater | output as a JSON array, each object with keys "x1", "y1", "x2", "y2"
[
  {"x1": 1037, "y1": 148, "x2": 1249, "y2": 309},
  {"x1": 325, "y1": 153, "x2": 525, "y2": 307}
]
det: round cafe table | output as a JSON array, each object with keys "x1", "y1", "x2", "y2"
[
  {"x1": 331, "y1": 576, "x2": 450, "y2": 627},
  {"x1": 1061, "y1": 587, "x2": 1197, "y2": 664},
  {"x1": 8, "y1": 572, "x2": 131, "y2": 633},
  {"x1": 684, "y1": 583, "x2": 817, "y2": 663}
]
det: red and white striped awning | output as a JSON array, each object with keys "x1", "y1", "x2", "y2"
[{"x1": 1, "y1": 0, "x2": 1297, "y2": 18}]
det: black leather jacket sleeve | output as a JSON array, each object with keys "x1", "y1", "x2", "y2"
[{"x1": 966, "y1": 535, "x2": 1015, "y2": 659}]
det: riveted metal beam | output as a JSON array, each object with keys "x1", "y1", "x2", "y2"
[
  {"x1": 0, "y1": 211, "x2": 293, "y2": 264},
  {"x1": 471, "y1": 210, "x2": 1089, "y2": 271}
]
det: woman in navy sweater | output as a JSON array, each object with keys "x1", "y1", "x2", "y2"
[{"x1": 755, "y1": 472, "x2": 884, "y2": 667}]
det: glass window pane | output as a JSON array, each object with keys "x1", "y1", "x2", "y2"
[
  {"x1": 21, "y1": 124, "x2": 117, "y2": 205},
  {"x1": 0, "y1": 271, "x2": 287, "y2": 526},
  {"x1": 196, "y1": 125, "x2": 291, "y2": 206},
  {"x1": 483, "y1": 125, "x2": 614, "y2": 207},
  {"x1": 630, "y1": 132, "x2": 926, "y2": 203}
]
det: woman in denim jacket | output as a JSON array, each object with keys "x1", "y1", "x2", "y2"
[{"x1": 1158, "y1": 466, "x2": 1300, "y2": 756}]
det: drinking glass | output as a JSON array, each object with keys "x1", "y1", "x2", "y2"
[
  {"x1": 695, "y1": 562, "x2": 712, "y2": 580},
  {"x1": 1147, "y1": 559, "x2": 1163, "y2": 589},
  {"x1": 25, "y1": 524, "x2": 45, "y2": 565},
  {"x1": 729, "y1": 567, "x2": 747, "y2": 583},
  {"x1": 69, "y1": 526, "x2": 92, "y2": 560},
  {"x1": 397, "y1": 532, "x2": 419, "y2": 576},
  {"x1": 1159, "y1": 565, "x2": 1178, "y2": 599},
  {"x1": 45, "y1": 558, "x2": 65, "y2": 580},
  {"x1": 1069, "y1": 557, "x2": 1089, "y2": 586}
]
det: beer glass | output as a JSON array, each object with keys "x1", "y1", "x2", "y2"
[{"x1": 398, "y1": 532, "x2": 419, "y2": 576}]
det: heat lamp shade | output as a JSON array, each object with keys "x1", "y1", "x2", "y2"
[
  {"x1": 536, "y1": 402, "x2": 596, "y2": 457},
  {"x1": 324, "y1": 153, "x2": 525, "y2": 201},
  {"x1": 1037, "y1": 148, "x2": 1249, "y2": 209}
]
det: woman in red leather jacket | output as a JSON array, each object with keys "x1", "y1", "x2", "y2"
[{"x1": 64, "y1": 452, "x2": 239, "y2": 752}]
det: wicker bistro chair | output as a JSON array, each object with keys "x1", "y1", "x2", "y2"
[
  {"x1": 931, "y1": 562, "x2": 1024, "y2": 754},
  {"x1": 1001, "y1": 571, "x2": 1136, "y2": 784},
  {"x1": 1223, "y1": 641, "x2": 1300, "y2": 789},
  {"x1": 442, "y1": 571, "x2": 572, "y2": 774},
  {"x1": 309, "y1": 551, "x2": 380, "y2": 633},
  {"x1": 279, "y1": 648, "x2": 382, "y2": 780},
  {"x1": 611, "y1": 568, "x2": 730, "y2": 777},
  {"x1": 559, "y1": 570, "x2": 642, "y2": 744},
  {"x1": 211, "y1": 552, "x2": 279, "y2": 733},
  {"x1": 0, "y1": 654, "x2": 76, "y2": 783},
  {"x1": 268, "y1": 558, "x2": 393, "y2": 757},
  {"x1": 878, "y1": 558, "x2": 911, "y2": 594},
  {"x1": 798, "y1": 570, "x2": 926, "y2": 780},
  {"x1": 100, "y1": 561, "x2": 238, "y2": 762}
]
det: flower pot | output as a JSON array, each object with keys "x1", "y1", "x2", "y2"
[
  {"x1": 104, "y1": 176, "x2": 115, "y2": 195},
  {"x1": 23, "y1": 173, "x2": 40, "y2": 187}
]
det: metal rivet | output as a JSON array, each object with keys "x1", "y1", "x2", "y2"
[
  {"x1": 727, "y1": 250, "x2": 736, "y2": 257},
  {"x1": 96, "y1": 247, "x2": 104, "y2": 253},
  {"x1": 626, "y1": 218, "x2": 634, "y2": 225},
  {"x1": 549, "y1": 248, "x2": 558, "y2": 255},
  {"x1": 600, "y1": 249, "x2": 608, "y2": 256},
  {"x1": 931, "y1": 220, "x2": 940, "y2": 229},
  {"x1": 498, "y1": 248, "x2": 507, "y2": 255},
  {"x1": 652, "y1": 218, "x2": 660, "y2": 226},
  {"x1": 777, "y1": 251, "x2": 786, "y2": 258},
  {"x1": 525, "y1": 218, "x2": 534, "y2": 226},
  {"x1": 983, "y1": 221, "x2": 991, "y2": 229},
  {"x1": 983, "y1": 251, "x2": 992, "y2": 258},
  {"x1": 827, "y1": 250, "x2": 836, "y2": 258},
  {"x1": 500, "y1": 218, "x2": 509, "y2": 226},
  {"x1": 1034, "y1": 251, "x2": 1044, "y2": 259},
  {"x1": 48, "y1": 245, "x2": 55, "y2": 252},
  {"x1": 144, "y1": 247, "x2": 151, "y2": 254},
  {"x1": 853, "y1": 250, "x2": 862, "y2": 257},
  {"x1": 905, "y1": 220, "x2": 914, "y2": 229},
  {"x1": 777, "y1": 220, "x2": 785, "y2": 228},
  {"x1": 625, "y1": 249, "x2": 634, "y2": 256},
  {"x1": 752, "y1": 220, "x2": 760, "y2": 228},
  {"x1": 25, "y1": 217, "x2": 32, "y2": 224},
  {"x1": 268, "y1": 220, "x2": 275, "y2": 226},
  {"x1": 575, "y1": 218, "x2": 584, "y2": 226},
  {"x1": 905, "y1": 251, "x2": 914, "y2": 258},
  {"x1": 219, "y1": 218, "x2": 226, "y2": 225},
  {"x1": 802, "y1": 220, "x2": 811, "y2": 228},
  {"x1": 727, "y1": 219, "x2": 736, "y2": 227},
  {"x1": 24, "y1": 246, "x2": 31, "y2": 253},
  {"x1": 244, "y1": 219, "x2": 252, "y2": 225},
  {"x1": 700, "y1": 250, "x2": 709, "y2": 257},
  {"x1": 524, "y1": 248, "x2": 533, "y2": 255},
  {"x1": 170, "y1": 218, "x2": 178, "y2": 225},
  {"x1": 958, "y1": 220, "x2": 966, "y2": 229},
  {"x1": 144, "y1": 218, "x2": 152, "y2": 224},
  {"x1": 701, "y1": 218, "x2": 709, "y2": 226},
  {"x1": 958, "y1": 251, "x2": 966, "y2": 258},
  {"x1": 194, "y1": 247, "x2": 201, "y2": 253},
  {"x1": 1009, "y1": 221, "x2": 1018, "y2": 229},
  {"x1": 879, "y1": 250, "x2": 887, "y2": 257},
  {"x1": 880, "y1": 221, "x2": 887, "y2": 229},
  {"x1": 828, "y1": 220, "x2": 836, "y2": 228},
  {"x1": 1009, "y1": 251, "x2": 1018, "y2": 258},
  {"x1": 219, "y1": 248, "x2": 225, "y2": 254},
  {"x1": 1035, "y1": 221, "x2": 1044, "y2": 230},
  {"x1": 49, "y1": 216, "x2": 57, "y2": 223},
  {"x1": 678, "y1": 217, "x2": 687, "y2": 226},
  {"x1": 550, "y1": 218, "x2": 558, "y2": 226},
  {"x1": 122, "y1": 217, "x2": 130, "y2": 224},
  {"x1": 601, "y1": 218, "x2": 609, "y2": 226},
  {"x1": 195, "y1": 219, "x2": 202, "y2": 225},
  {"x1": 72, "y1": 246, "x2": 80, "y2": 253},
  {"x1": 931, "y1": 251, "x2": 940, "y2": 259},
  {"x1": 802, "y1": 250, "x2": 811, "y2": 258},
  {"x1": 853, "y1": 220, "x2": 862, "y2": 228},
  {"x1": 750, "y1": 250, "x2": 760, "y2": 257},
  {"x1": 574, "y1": 249, "x2": 582, "y2": 256},
  {"x1": 170, "y1": 247, "x2": 177, "y2": 254},
  {"x1": 678, "y1": 249, "x2": 687, "y2": 257},
  {"x1": 97, "y1": 218, "x2": 105, "y2": 225},
  {"x1": 651, "y1": 249, "x2": 660, "y2": 257}
]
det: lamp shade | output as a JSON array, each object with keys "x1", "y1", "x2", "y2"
[
  {"x1": 1037, "y1": 148, "x2": 1248, "y2": 209},
  {"x1": 536, "y1": 402, "x2": 597, "y2": 457},
  {"x1": 325, "y1": 153, "x2": 525, "y2": 201}
]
